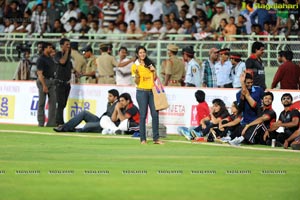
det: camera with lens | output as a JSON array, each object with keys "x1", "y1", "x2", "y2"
[{"x1": 16, "y1": 43, "x2": 31, "y2": 58}]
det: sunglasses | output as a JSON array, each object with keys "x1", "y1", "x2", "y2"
[{"x1": 282, "y1": 97, "x2": 291, "y2": 101}]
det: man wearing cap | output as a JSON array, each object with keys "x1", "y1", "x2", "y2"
[
  {"x1": 215, "y1": 48, "x2": 233, "y2": 88},
  {"x1": 202, "y1": 47, "x2": 219, "y2": 88},
  {"x1": 182, "y1": 46, "x2": 202, "y2": 87},
  {"x1": 96, "y1": 43, "x2": 135, "y2": 84},
  {"x1": 71, "y1": 42, "x2": 87, "y2": 83},
  {"x1": 163, "y1": 44, "x2": 185, "y2": 86},
  {"x1": 268, "y1": 93, "x2": 299, "y2": 147},
  {"x1": 230, "y1": 52, "x2": 246, "y2": 88},
  {"x1": 209, "y1": 2, "x2": 229, "y2": 32},
  {"x1": 81, "y1": 45, "x2": 97, "y2": 84}
]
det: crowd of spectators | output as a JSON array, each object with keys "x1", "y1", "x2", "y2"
[{"x1": 0, "y1": 0, "x2": 299, "y2": 40}]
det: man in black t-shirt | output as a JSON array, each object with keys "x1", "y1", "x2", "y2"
[
  {"x1": 245, "y1": 41, "x2": 266, "y2": 90},
  {"x1": 100, "y1": 93, "x2": 140, "y2": 135},
  {"x1": 269, "y1": 93, "x2": 300, "y2": 147},
  {"x1": 54, "y1": 38, "x2": 73, "y2": 126},
  {"x1": 36, "y1": 42, "x2": 57, "y2": 127}
]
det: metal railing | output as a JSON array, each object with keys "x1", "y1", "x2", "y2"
[{"x1": 1, "y1": 33, "x2": 299, "y2": 74}]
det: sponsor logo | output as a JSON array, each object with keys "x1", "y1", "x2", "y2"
[
  {"x1": 66, "y1": 99, "x2": 97, "y2": 121},
  {"x1": 0, "y1": 96, "x2": 15, "y2": 119},
  {"x1": 190, "y1": 105, "x2": 198, "y2": 126}
]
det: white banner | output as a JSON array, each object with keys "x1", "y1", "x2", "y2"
[{"x1": 0, "y1": 81, "x2": 299, "y2": 134}]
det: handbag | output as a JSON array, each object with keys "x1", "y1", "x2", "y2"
[{"x1": 152, "y1": 77, "x2": 169, "y2": 111}]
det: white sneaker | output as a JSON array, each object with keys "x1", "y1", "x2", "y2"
[
  {"x1": 229, "y1": 136, "x2": 244, "y2": 146},
  {"x1": 221, "y1": 136, "x2": 232, "y2": 142},
  {"x1": 102, "y1": 128, "x2": 112, "y2": 135}
]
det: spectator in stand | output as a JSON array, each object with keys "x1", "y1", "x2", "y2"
[
  {"x1": 183, "y1": 18, "x2": 197, "y2": 35},
  {"x1": 52, "y1": 19, "x2": 67, "y2": 34},
  {"x1": 229, "y1": 91, "x2": 276, "y2": 146},
  {"x1": 85, "y1": 0, "x2": 100, "y2": 19},
  {"x1": 4, "y1": 0, "x2": 22, "y2": 21},
  {"x1": 245, "y1": 41, "x2": 266, "y2": 90},
  {"x1": 102, "y1": 0, "x2": 122, "y2": 29},
  {"x1": 47, "y1": 0, "x2": 65, "y2": 32},
  {"x1": 119, "y1": 21, "x2": 128, "y2": 34},
  {"x1": 106, "y1": 21, "x2": 121, "y2": 40},
  {"x1": 126, "y1": 20, "x2": 143, "y2": 39},
  {"x1": 209, "y1": 2, "x2": 229, "y2": 32},
  {"x1": 88, "y1": 19, "x2": 104, "y2": 39},
  {"x1": 162, "y1": 0, "x2": 179, "y2": 19},
  {"x1": 116, "y1": 47, "x2": 134, "y2": 86},
  {"x1": 152, "y1": 19, "x2": 166, "y2": 34},
  {"x1": 230, "y1": 52, "x2": 246, "y2": 88},
  {"x1": 3, "y1": 18, "x2": 14, "y2": 33},
  {"x1": 53, "y1": 89, "x2": 119, "y2": 133},
  {"x1": 214, "y1": 18, "x2": 227, "y2": 41},
  {"x1": 202, "y1": 47, "x2": 219, "y2": 88},
  {"x1": 223, "y1": 16, "x2": 237, "y2": 41},
  {"x1": 141, "y1": 0, "x2": 163, "y2": 22},
  {"x1": 100, "y1": 93, "x2": 140, "y2": 135},
  {"x1": 236, "y1": 14, "x2": 247, "y2": 37},
  {"x1": 250, "y1": 0, "x2": 273, "y2": 31},
  {"x1": 215, "y1": 48, "x2": 233, "y2": 88},
  {"x1": 163, "y1": 44, "x2": 185, "y2": 86},
  {"x1": 268, "y1": 93, "x2": 300, "y2": 147},
  {"x1": 182, "y1": 46, "x2": 202, "y2": 87},
  {"x1": 79, "y1": 17, "x2": 91, "y2": 36},
  {"x1": 271, "y1": 50, "x2": 300, "y2": 89},
  {"x1": 273, "y1": 8, "x2": 292, "y2": 38},
  {"x1": 30, "y1": 3, "x2": 47, "y2": 35},
  {"x1": 124, "y1": 0, "x2": 140, "y2": 27},
  {"x1": 60, "y1": 1, "x2": 78, "y2": 32},
  {"x1": 170, "y1": 18, "x2": 185, "y2": 34},
  {"x1": 67, "y1": 17, "x2": 80, "y2": 34}
]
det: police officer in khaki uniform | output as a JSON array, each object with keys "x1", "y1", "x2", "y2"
[
  {"x1": 96, "y1": 43, "x2": 134, "y2": 84},
  {"x1": 71, "y1": 42, "x2": 87, "y2": 83},
  {"x1": 81, "y1": 45, "x2": 97, "y2": 84},
  {"x1": 164, "y1": 44, "x2": 186, "y2": 86}
]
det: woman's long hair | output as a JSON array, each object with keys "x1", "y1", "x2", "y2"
[
  {"x1": 212, "y1": 98, "x2": 229, "y2": 118},
  {"x1": 135, "y1": 45, "x2": 155, "y2": 68}
]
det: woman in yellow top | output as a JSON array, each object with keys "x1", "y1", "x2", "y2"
[{"x1": 131, "y1": 46, "x2": 164, "y2": 145}]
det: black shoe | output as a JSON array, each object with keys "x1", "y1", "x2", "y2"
[
  {"x1": 114, "y1": 129, "x2": 122, "y2": 135},
  {"x1": 53, "y1": 125, "x2": 65, "y2": 132},
  {"x1": 291, "y1": 143, "x2": 300, "y2": 150}
]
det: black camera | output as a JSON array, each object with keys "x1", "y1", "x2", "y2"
[{"x1": 16, "y1": 43, "x2": 31, "y2": 58}]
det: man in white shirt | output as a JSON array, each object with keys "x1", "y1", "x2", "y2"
[
  {"x1": 141, "y1": 0, "x2": 163, "y2": 22},
  {"x1": 116, "y1": 47, "x2": 134, "y2": 86},
  {"x1": 230, "y1": 53, "x2": 246, "y2": 88},
  {"x1": 215, "y1": 48, "x2": 233, "y2": 88}
]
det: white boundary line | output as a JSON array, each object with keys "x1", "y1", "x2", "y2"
[{"x1": 0, "y1": 129, "x2": 299, "y2": 153}]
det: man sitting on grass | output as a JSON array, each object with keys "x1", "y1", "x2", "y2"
[
  {"x1": 268, "y1": 93, "x2": 299, "y2": 147},
  {"x1": 100, "y1": 93, "x2": 140, "y2": 135},
  {"x1": 229, "y1": 91, "x2": 276, "y2": 146},
  {"x1": 53, "y1": 89, "x2": 119, "y2": 132}
]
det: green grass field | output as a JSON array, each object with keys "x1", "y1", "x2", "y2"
[{"x1": 0, "y1": 124, "x2": 299, "y2": 200}]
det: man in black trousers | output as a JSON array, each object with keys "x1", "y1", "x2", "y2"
[{"x1": 54, "y1": 38, "x2": 73, "y2": 126}]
